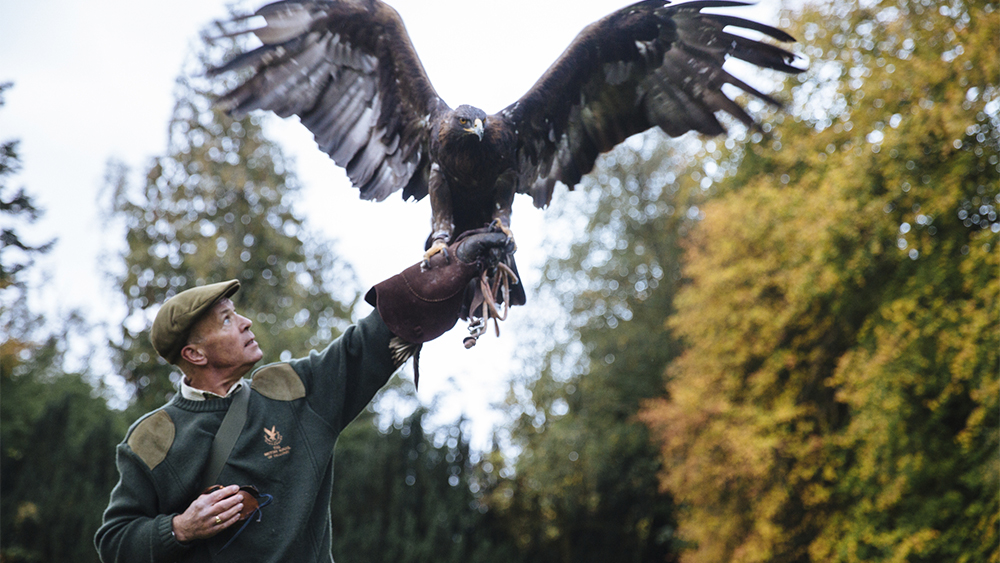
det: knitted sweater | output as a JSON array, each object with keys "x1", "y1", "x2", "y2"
[{"x1": 95, "y1": 311, "x2": 398, "y2": 562}]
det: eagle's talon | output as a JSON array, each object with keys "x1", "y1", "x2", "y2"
[
  {"x1": 421, "y1": 239, "x2": 450, "y2": 269},
  {"x1": 490, "y1": 219, "x2": 517, "y2": 252}
]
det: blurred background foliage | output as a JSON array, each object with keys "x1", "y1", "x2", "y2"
[
  {"x1": 642, "y1": 1, "x2": 998, "y2": 561},
  {"x1": 103, "y1": 62, "x2": 358, "y2": 412},
  {"x1": 2, "y1": 0, "x2": 997, "y2": 561}
]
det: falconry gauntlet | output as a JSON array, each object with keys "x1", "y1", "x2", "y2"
[{"x1": 365, "y1": 229, "x2": 513, "y2": 344}]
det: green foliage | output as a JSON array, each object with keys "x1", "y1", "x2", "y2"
[
  {"x1": 1, "y1": 82, "x2": 127, "y2": 563},
  {"x1": 330, "y1": 407, "x2": 518, "y2": 562},
  {"x1": 104, "y1": 69, "x2": 358, "y2": 410},
  {"x1": 1, "y1": 356, "x2": 128, "y2": 563},
  {"x1": 640, "y1": 1, "x2": 999, "y2": 561},
  {"x1": 0, "y1": 82, "x2": 54, "y2": 294},
  {"x1": 490, "y1": 135, "x2": 714, "y2": 561}
]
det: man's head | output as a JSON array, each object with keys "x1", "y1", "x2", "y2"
[
  {"x1": 150, "y1": 280, "x2": 261, "y2": 375},
  {"x1": 178, "y1": 297, "x2": 262, "y2": 376}
]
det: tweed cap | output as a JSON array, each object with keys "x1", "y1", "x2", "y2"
[{"x1": 150, "y1": 280, "x2": 240, "y2": 364}]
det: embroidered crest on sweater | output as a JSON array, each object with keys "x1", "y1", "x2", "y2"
[{"x1": 263, "y1": 425, "x2": 291, "y2": 459}]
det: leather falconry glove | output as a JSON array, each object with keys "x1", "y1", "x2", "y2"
[{"x1": 365, "y1": 228, "x2": 514, "y2": 345}]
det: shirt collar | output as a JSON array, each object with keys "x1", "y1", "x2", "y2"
[{"x1": 180, "y1": 377, "x2": 246, "y2": 401}]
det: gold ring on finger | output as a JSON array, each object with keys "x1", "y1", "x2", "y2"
[{"x1": 215, "y1": 516, "x2": 222, "y2": 525}]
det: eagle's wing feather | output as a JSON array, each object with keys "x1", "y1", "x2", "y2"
[
  {"x1": 501, "y1": 0, "x2": 803, "y2": 208},
  {"x1": 211, "y1": 0, "x2": 441, "y2": 202}
]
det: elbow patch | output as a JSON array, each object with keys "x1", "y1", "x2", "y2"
[
  {"x1": 127, "y1": 410, "x2": 175, "y2": 470},
  {"x1": 251, "y1": 363, "x2": 306, "y2": 401}
]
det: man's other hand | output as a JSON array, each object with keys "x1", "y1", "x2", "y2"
[{"x1": 171, "y1": 484, "x2": 243, "y2": 543}]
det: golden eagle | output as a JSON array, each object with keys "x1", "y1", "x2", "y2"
[{"x1": 211, "y1": 0, "x2": 802, "y2": 304}]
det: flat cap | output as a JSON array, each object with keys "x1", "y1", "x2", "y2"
[{"x1": 151, "y1": 280, "x2": 240, "y2": 364}]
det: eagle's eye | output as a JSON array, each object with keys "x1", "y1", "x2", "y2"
[{"x1": 459, "y1": 117, "x2": 468, "y2": 125}]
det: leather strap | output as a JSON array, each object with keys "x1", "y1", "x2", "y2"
[{"x1": 200, "y1": 382, "x2": 250, "y2": 490}]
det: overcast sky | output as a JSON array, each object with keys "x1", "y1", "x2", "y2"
[{"x1": 1, "y1": 0, "x2": 785, "y2": 448}]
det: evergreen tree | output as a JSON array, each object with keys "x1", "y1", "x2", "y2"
[
  {"x1": 640, "y1": 1, "x2": 999, "y2": 561},
  {"x1": 330, "y1": 407, "x2": 518, "y2": 562},
  {"x1": 2, "y1": 360, "x2": 127, "y2": 563},
  {"x1": 103, "y1": 49, "x2": 357, "y2": 410},
  {"x1": 1, "y1": 82, "x2": 128, "y2": 563},
  {"x1": 0, "y1": 81, "x2": 54, "y2": 313},
  {"x1": 490, "y1": 134, "x2": 719, "y2": 561}
]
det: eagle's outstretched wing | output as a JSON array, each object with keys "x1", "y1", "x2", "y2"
[
  {"x1": 501, "y1": 0, "x2": 804, "y2": 208},
  {"x1": 210, "y1": 0, "x2": 442, "y2": 202}
]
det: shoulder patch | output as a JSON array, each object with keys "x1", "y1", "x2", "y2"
[
  {"x1": 127, "y1": 410, "x2": 175, "y2": 470},
  {"x1": 252, "y1": 363, "x2": 306, "y2": 401}
]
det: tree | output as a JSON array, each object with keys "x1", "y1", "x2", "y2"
[
  {"x1": 2, "y1": 358, "x2": 127, "y2": 563},
  {"x1": 330, "y1": 406, "x2": 518, "y2": 562},
  {"x1": 103, "y1": 45, "x2": 357, "y2": 410},
  {"x1": 488, "y1": 134, "x2": 721, "y2": 561},
  {"x1": 0, "y1": 81, "x2": 54, "y2": 319},
  {"x1": 0, "y1": 84, "x2": 54, "y2": 289},
  {"x1": 640, "y1": 1, "x2": 999, "y2": 561},
  {"x1": 1, "y1": 82, "x2": 128, "y2": 563}
]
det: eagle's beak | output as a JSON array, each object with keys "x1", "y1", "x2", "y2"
[{"x1": 465, "y1": 118, "x2": 484, "y2": 141}]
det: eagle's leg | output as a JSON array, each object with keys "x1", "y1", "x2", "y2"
[
  {"x1": 488, "y1": 215, "x2": 517, "y2": 254},
  {"x1": 490, "y1": 171, "x2": 517, "y2": 251},
  {"x1": 423, "y1": 166, "x2": 454, "y2": 269}
]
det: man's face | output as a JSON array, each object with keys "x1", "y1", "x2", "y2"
[{"x1": 186, "y1": 298, "x2": 263, "y2": 373}]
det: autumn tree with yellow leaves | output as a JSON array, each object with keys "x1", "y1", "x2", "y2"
[{"x1": 640, "y1": 0, "x2": 998, "y2": 561}]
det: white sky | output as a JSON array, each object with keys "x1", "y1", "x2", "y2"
[{"x1": 0, "y1": 0, "x2": 784, "y2": 449}]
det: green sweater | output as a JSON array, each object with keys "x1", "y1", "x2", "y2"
[{"x1": 96, "y1": 311, "x2": 398, "y2": 562}]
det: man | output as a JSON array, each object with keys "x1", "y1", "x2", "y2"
[{"x1": 95, "y1": 231, "x2": 512, "y2": 562}]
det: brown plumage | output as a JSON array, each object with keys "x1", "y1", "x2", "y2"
[{"x1": 210, "y1": 0, "x2": 804, "y2": 306}]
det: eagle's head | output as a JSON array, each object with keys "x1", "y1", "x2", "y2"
[{"x1": 450, "y1": 105, "x2": 486, "y2": 141}]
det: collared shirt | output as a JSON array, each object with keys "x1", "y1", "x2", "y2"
[{"x1": 179, "y1": 377, "x2": 245, "y2": 401}]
